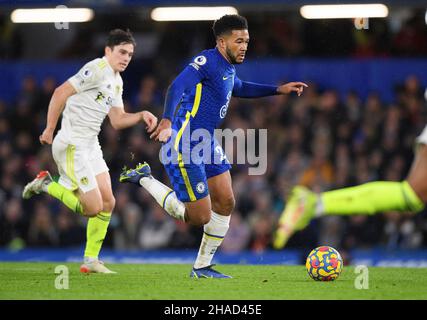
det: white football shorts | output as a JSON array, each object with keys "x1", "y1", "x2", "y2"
[{"x1": 52, "y1": 134, "x2": 109, "y2": 193}]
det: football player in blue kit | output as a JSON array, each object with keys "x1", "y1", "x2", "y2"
[{"x1": 120, "y1": 14, "x2": 307, "y2": 278}]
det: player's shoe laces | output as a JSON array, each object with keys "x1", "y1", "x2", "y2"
[
  {"x1": 273, "y1": 185, "x2": 317, "y2": 250},
  {"x1": 190, "y1": 265, "x2": 232, "y2": 279},
  {"x1": 119, "y1": 162, "x2": 151, "y2": 184},
  {"x1": 80, "y1": 260, "x2": 116, "y2": 274},
  {"x1": 22, "y1": 170, "x2": 53, "y2": 199}
]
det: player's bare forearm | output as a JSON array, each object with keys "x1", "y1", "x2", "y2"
[
  {"x1": 112, "y1": 111, "x2": 143, "y2": 130},
  {"x1": 109, "y1": 109, "x2": 158, "y2": 132}
]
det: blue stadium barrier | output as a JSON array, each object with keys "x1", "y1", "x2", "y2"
[
  {"x1": 236, "y1": 58, "x2": 427, "y2": 103},
  {"x1": 1, "y1": 248, "x2": 427, "y2": 267},
  {"x1": 350, "y1": 248, "x2": 427, "y2": 268},
  {"x1": 0, "y1": 248, "x2": 301, "y2": 265},
  {"x1": 1, "y1": 59, "x2": 426, "y2": 106}
]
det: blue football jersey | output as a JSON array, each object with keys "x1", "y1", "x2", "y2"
[{"x1": 174, "y1": 47, "x2": 236, "y2": 134}]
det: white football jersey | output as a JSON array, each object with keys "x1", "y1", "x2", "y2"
[{"x1": 58, "y1": 56, "x2": 124, "y2": 143}]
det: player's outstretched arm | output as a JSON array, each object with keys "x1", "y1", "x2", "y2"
[
  {"x1": 232, "y1": 76, "x2": 308, "y2": 98},
  {"x1": 277, "y1": 82, "x2": 308, "y2": 96},
  {"x1": 40, "y1": 81, "x2": 76, "y2": 145},
  {"x1": 108, "y1": 107, "x2": 157, "y2": 132}
]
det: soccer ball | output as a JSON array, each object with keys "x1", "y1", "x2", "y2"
[{"x1": 306, "y1": 246, "x2": 343, "y2": 281}]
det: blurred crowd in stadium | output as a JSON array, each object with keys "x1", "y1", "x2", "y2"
[
  {"x1": 1, "y1": 9, "x2": 427, "y2": 255},
  {"x1": 1, "y1": 71, "x2": 427, "y2": 253}
]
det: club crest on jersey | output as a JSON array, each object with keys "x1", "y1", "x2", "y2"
[
  {"x1": 80, "y1": 177, "x2": 89, "y2": 185},
  {"x1": 196, "y1": 182, "x2": 206, "y2": 194}
]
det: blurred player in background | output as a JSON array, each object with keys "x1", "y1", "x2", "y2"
[
  {"x1": 22, "y1": 29, "x2": 158, "y2": 273},
  {"x1": 273, "y1": 89, "x2": 427, "y2": 249},
  {"x1": 120, "y1": 14, "x2": 307, "y2": 278}
]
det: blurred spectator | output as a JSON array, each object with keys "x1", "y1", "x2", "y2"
[
  {"x1": 0, "y1": 199, "x2": 27, "y2": 250},
  {"x1": 56, "y1": 208, "x2": 85, "y2": 247},
  {"x1": 132, "y1": 75, "x2": 163, "y2": 113},
  {"x1": 392, "y1": 11, "x2": 427, "y2": 56},
  {"x1": 221, "y1": 211, "x2": 251, "y2": 253},
  {"x1": 299, "y1": 145, "x2": 334, "y2": 192},
  {"x1": 27, "y1": 202, "x2": 58, "y2": 247},
  {"x1": 248, "y1": 213, "x2": 274, "y2": 253},
  {"x1": 114, "y1": 202, "x2": 143, "y2": 250},
  {"x1": 139, "y1": 206, "x2": 175, "y2": 250},
  {"x1": 169, "y1": 221, "x2": 201, "y2": 249}
]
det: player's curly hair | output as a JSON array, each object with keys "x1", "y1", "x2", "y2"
[
  {"x1": 106, "y1": 28, "x2": 136, "y2": 49},
  {"x1": 212, "y1": 14, "x2": 248, "y2": 38}
]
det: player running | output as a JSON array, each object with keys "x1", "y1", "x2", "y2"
[
  {"x1": 22, "y1": 29, "x2": 158, "y2": 273},
  {"x1": 273, "y1": 108, "x2": 427, "y2": 250},
  {"x1": 120, "y1": 15, "x2": 307, "y2": 278}
]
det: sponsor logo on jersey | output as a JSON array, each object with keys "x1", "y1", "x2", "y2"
[
  {"x1": 95, "y1": 91, "x2": 105, "y2": 103},
  {"x1": 220, "y1": 105, "x2": 228, "y2": 118},
  {"x1": 219, "y1": 92, "x2": 232, "y2": 119}
]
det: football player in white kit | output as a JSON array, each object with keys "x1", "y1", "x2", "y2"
[{"x1": 22, "y1": 29, "x2": 158, "y2": 273}]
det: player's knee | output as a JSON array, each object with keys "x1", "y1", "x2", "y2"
[
  {"x1": 413, "y1": 187, "x2": 427, "y2": 204},
  {"x1": 407, "y1": 179, "x2": 427, "y2": 203},
  {"x1": 213, "y1": 196, "x2": 235, "y2": 215},
  {"x1": 103, "y1": 196, "x2": 116, "y2": 213},
  {"x1": 82, "y1": 200, "x2": 103, "y2": 217},
  {"x1": 83, "y1": 211, "x2": 98, "y2": 218},
  {"x1": 189, "y1": 210, "x2": 211, "y2": 226}
]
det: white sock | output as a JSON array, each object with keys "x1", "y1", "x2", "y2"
[
  {"x1": 139, "y1": 176, "x2": 186, "y2": 221},
  {"x1": 193, "y1": 211, "x2": 230, "y2": 269}
]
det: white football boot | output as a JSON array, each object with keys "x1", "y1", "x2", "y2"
[{"x1": 22, "y1": 170, "x2": 53, "y2": 199}]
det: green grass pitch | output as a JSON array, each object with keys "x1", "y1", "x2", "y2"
[{"x1": 0, "y1": 262, "x2": 426, "y2": 300}]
